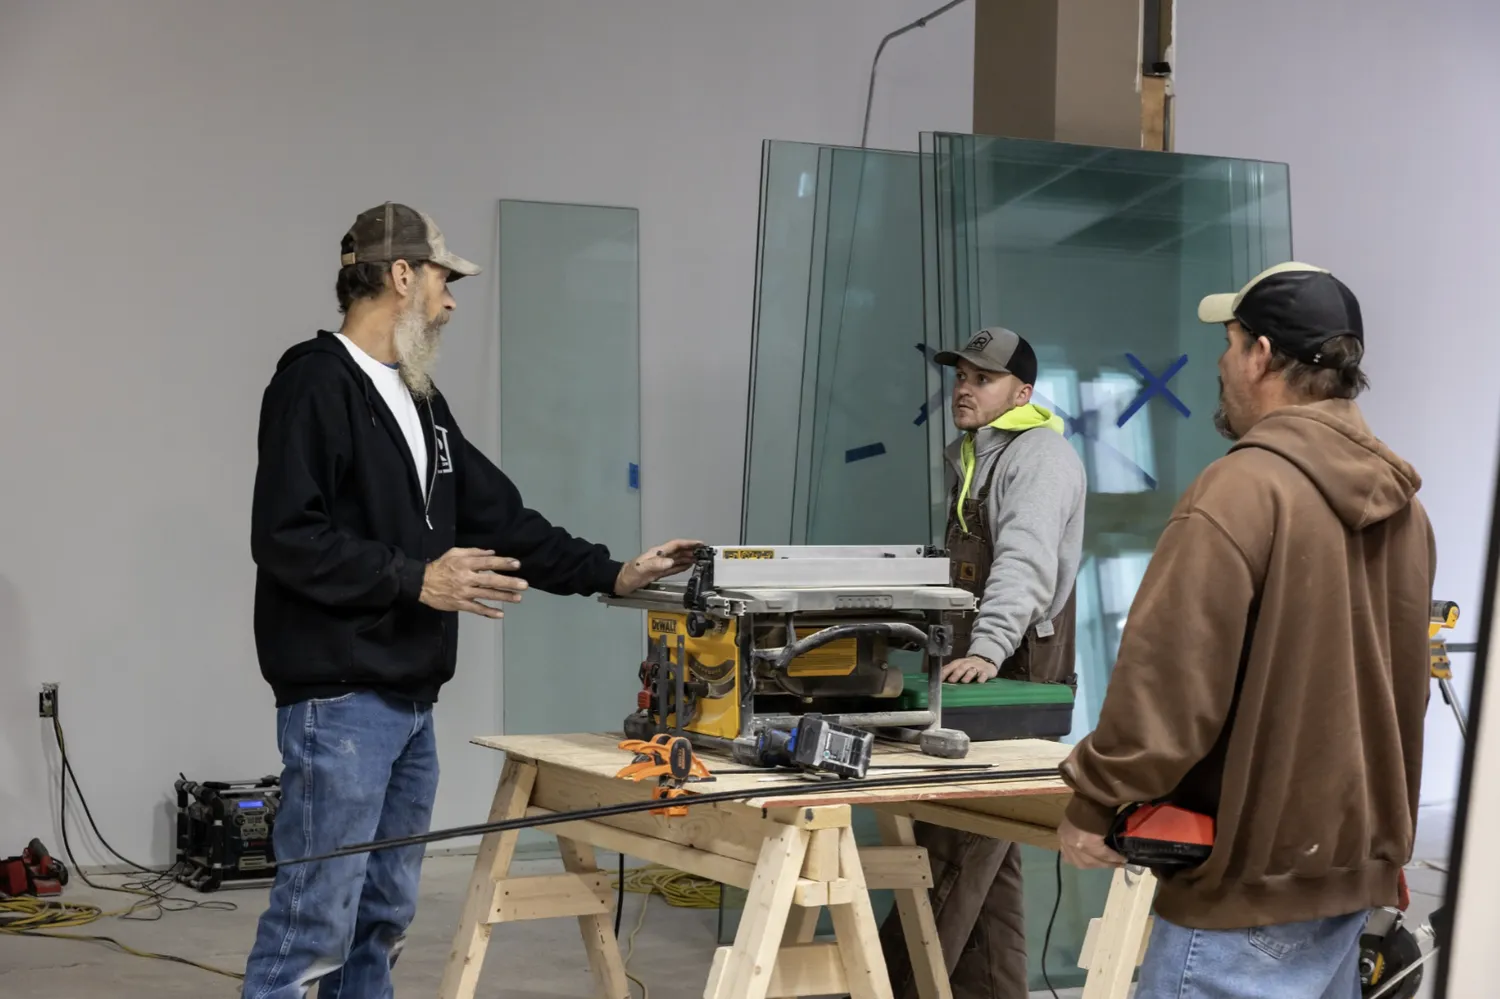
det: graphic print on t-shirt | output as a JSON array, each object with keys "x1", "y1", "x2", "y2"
[{"x1": 433, "y1": 425, "x2": 453, "y2": 475}]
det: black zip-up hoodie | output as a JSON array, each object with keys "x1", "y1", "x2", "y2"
[{"x1": 251, "y1": 332, "x2": 623, "y2": 706}]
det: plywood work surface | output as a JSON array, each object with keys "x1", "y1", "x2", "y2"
[{"x1": 472, "y1": 732, "x2": 1071, "y2": 810}]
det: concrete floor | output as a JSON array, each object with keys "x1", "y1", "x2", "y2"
[{"x1": 0, "y1": 854, "x2": 1447, "y2": 999}]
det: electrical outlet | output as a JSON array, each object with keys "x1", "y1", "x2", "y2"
[{"x1": 38, "y1": 683, "x2": 57, "y2": 719}]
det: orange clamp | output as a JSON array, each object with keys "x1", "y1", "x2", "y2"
[{"x1": 615, "y1": 734, "x2": 714, "y2": 816}]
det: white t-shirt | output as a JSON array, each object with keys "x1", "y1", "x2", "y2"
[{"x1": 336, "y1": 333, "x2": 428, "y2": 494}]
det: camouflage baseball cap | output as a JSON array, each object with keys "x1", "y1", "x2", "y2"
[{"x1": 339, "y1": 202, "x2": 480, "y2": 281}]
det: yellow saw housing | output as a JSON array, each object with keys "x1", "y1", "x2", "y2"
[{"x1": 646, "y1": 612, "x2": 742, "y2": 739}]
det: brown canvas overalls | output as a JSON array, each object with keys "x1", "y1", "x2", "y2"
[{"x1": 878, "y1": 443, "x2": 1077, "y2": 999}]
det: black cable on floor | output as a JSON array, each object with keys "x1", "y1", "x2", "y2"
[
  {"x1": 51, "y1": 713, "x2": 235, "y2": 919},
  {"x1": 1041, "y1": 851, "x2": 1062, "y2": 999},
  {"x1": 21, "y1": 707, "x2": 246, "y2": 980}
]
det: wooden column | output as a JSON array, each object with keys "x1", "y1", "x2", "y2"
[{"x1": 973, "y1": 0, "x2": 1174, "y2": 152}]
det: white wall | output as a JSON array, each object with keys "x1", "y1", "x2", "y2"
[
  {"x1": 0, "y1": 0, "x2": 972, "y2": 865},
  {"x1": 1174, "y1": 0, "x2": 1500, "y2": 813}
]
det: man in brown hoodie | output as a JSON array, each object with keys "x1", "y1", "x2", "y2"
[{"x1": 1057, "y1": 263, "x2": 1435, "y2": 998}]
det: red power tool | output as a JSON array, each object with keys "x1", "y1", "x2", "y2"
[
  {"x1": 1105, "y1": 803, "x2": 1215, "y2": 872},
  {"x1": 0, "y1": 839, "x2": 70, "y2": 897}
]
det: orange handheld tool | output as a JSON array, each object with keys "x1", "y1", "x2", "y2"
[{"x1": 1105, "y1": 802, "x2": 1215, "y2": 873}]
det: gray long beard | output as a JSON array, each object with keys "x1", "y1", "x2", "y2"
[{"x1": 393, "y1": 302, "x2": 442, "y2": 401}]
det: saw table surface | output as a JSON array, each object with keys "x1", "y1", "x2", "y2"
[{"x1": 441, "y1": 732, "x2": 1154, "y2": 999}]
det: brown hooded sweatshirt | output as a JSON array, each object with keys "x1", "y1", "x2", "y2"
[{"x1": 1060, "y1": 399, "x2": 1435, "y2": 929}]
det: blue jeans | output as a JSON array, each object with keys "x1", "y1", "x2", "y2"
[
  {"x1": 243, "y1": 691, "x2": 439, "y2": 999},
  {"x1": 1136, "y1": 910, "x2": 1366, "y2": 999}
]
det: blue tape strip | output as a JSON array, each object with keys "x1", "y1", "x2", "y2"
[
  {"x1": 844, "y1": 442, "x2": 887, "y2": 463},
  {"x1": 628, "y1": 463, "x2": 640, "y2": 489}
]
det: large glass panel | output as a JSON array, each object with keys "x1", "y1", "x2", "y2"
[
  {"x1": 740, "y1": 141, "x2": 820, "y2": 545},
  {"x1": 497, "y1": 200, "x2": 643, "y2": 851},
  {"x1": 729, "y1": 140, "x2": 936, "y2": 940},
  {"x1": 741, "y1": 140, "x2": 938, "y2": 549},
  {"x1": 922, "y1": 132, "x2": 1293, "y2": 989}
]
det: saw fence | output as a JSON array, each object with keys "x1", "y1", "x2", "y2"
[{"x1": 437, "y1": 733, "x2": 1156, "y2": 999}]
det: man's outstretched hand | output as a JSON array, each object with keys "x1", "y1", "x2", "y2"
[
  {"x1": 420, "y1": 547, "x2": 529, "y2": 619},
  {"x1": 614, "y1": 540, "x2": 703, "y2": 596}
]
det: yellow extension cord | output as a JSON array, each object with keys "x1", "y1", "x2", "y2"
[
  {"x1": 613, "y1": 864, "x2": 722, "y2": 999},
  {"x1": 1, "y1": 862, "x2": 720, "y2": 992},
  {"x1": 0, "y1": 895, "x2": 244, "y2": 980}
]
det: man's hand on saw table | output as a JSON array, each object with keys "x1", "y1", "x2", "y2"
[
  {"x1": 614, "y1": 539, "x2": 702, "y2": 595},
  {"x1": 941, "y1": 656, "x2": 998, "y2": 683}
]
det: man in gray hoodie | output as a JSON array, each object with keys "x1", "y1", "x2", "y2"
[{"x1": 880, "y1": 327, "x2": 1086, "y2": 999}]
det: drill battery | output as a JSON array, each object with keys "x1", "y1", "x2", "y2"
[{"x1": 1106, "y1": 802, "x2": 1215, "y2": 872}]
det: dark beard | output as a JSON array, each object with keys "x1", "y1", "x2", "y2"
[
  {"x1": 1213, "y1": 376, "x2": 1239, "y2": 441},
  {"x1": 1213, "y1": 404, "x2": 1239, "y2": 441}
]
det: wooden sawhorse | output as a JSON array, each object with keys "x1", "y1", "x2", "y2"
[{"x1": 438, "y1": 733, "x2": 1154, "y2": 999}]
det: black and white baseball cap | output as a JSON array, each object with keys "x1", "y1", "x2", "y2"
[
  {"x1": 1198, "y1": 262, "x2": 1363, "y2": 366},
  {"x1": 933, "y1": 327, "x2": 1039, "y2": 385}
]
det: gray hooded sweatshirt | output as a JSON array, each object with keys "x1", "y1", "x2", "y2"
[{"x1": 946, "y1": 403, "x2": 1087, "y2": 665}]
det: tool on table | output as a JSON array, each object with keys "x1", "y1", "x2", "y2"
[
  {"x1": 603, "y1": 544, "x2": 1069, "y2": 761},
  {"x1": 1359, "y1": 905, "x2": 1432, "y2": 999},
  {"x1": 0, "y1": 839, "x2": 69, "y2": 897},
  {"x1": 615, "y1": 734, "x2": 715, "y2": 816},
  {"x1": 1353, "y1": 598, "x2": 1468, "y2": 999},
  {"x1": 741, "y1": 713, "x2": 875, "y2": 779},
  {"x1": 1427, "y1": 599, "x2": 1466, "y2": 738},
  {"x1": 1104, "y1": 802, "x2": 1215, "y2": 873}
]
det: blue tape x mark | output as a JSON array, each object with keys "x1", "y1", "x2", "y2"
[
  {"x1": 1117, "y1": 353, "x2": 1190, "y2": 428},
  {"x1": 1031, "y1": 389, "x2": 1155, "y2": 490}
]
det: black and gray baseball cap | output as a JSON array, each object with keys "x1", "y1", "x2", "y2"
[
  {"x1": 339, "y1": 202, "x2": 481, "y2": 281},
  {"x1": 1198, "y1": 262, "x2": 1362, "y2": 366},
  {"x1": 933, "y1": 327, "x2": 1039, "y2": 385}
]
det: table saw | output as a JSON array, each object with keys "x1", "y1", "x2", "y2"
[{"x1": 600, "y1": 544, "x2": 1074, "y2": 760}]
